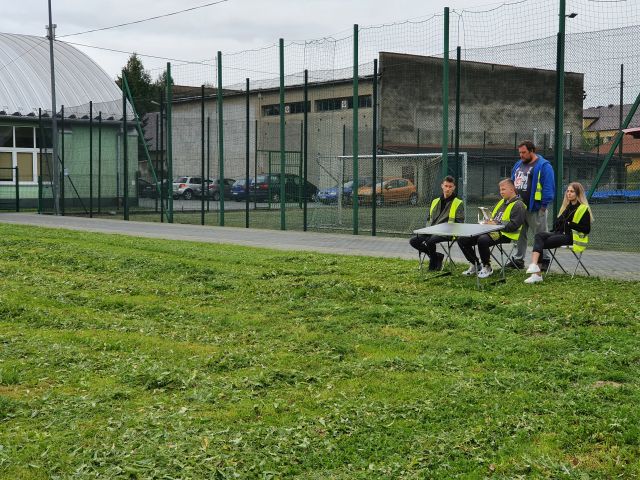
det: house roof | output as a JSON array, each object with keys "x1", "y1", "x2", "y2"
[
  {"x1": 0, "y1": 32, "x2": 128, "y2": 119},
  {"x1": 592, "y1": 133, "x2": 640, "y2": 155},
  {"x1": 583, "y1": 104, "x2": 640, "y2": 132}
]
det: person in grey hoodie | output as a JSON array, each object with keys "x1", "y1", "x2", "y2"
[{"x1": 457, "y1": 178, "x2": 526, "y2": 278}]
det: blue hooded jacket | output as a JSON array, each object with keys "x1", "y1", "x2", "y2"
[{"x1": 511, "y1": 154, "x2": 555, "y2": 212}]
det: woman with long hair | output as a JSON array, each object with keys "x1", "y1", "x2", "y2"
[{"x1": 524, "y1": 182, "x2": 593, "y2": 284}]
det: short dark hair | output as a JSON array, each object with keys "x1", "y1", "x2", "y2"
[
  {"x1": 518, "y1": 140, "x2": 536, "y2": 152},
  {"x1": 442, "y1": 175, "x2": 456, "y2": 185}
]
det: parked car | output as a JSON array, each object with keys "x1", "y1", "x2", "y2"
[
  {"x1": 172, "y1": 176, "x2": 206, "y2": 200},
  {"x1": 138, "y1": 178, "x2": 168, "y2": 199},
  {"x1": 231, "y1": 178, "x2": 253, "y2": 201},
  {"x1": 316, "y1": 177, "x2": 373, "y2": 204},
  {"x1": 357, "y1": 177, "x2": 418, "y2": 206},
  {"x1": 200, "y1": 178, "x2": 236, "y2": 200},
  {"x1": 251, "y1": 173, "x2": 318, "y2": 203}
]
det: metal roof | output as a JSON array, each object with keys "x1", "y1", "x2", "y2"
[{"x1": 0, "y1": 32, "x2": 126, "y2": 119}]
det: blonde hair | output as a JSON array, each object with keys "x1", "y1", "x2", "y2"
[{"x1": 558, "y1": 182, "x2": 593, "y2": 220}]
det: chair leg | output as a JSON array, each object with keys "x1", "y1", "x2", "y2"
[
  {"x1": 572, "y1": 251, "x2": 590, "y2": 278},
  {"x1": 545, "y1": 248, "x2": 567, "y2": 277}
]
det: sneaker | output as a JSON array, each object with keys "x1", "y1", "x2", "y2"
[
  {"x1": 524, "y1": 273, "x2": 544, "y2": 284},
  {"x1": 477, "y1": 265, "x2": 493, "y2": 279},
  {"x1": 462, "y1": 263, "x2": 479, "y2": 276},
  {"x1": 506, "y1": 258, "x2": 525, "y2": 270},
  {"x1": 526, "y1": 263, "x2": 541, "y2": 274}
]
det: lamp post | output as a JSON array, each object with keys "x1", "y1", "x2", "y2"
[{"x1": 46, "y1": 0, "x2": 60, "y2": 215}]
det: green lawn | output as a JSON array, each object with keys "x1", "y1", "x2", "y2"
[{"x1": 1, "y1": 224, "x2": 639, "y2": 478}]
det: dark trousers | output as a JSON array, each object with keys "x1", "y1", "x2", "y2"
[
  {"x1": 457, "y1": 234, "x2": 511, "y2": 266},
  {"x1": 532, "y1": 231, "x2": 572, "y2": 255},
  {"x1": 409, "y1": 234, "x2": 449, "y2": 261}
]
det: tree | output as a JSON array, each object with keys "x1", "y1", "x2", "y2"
[{"x1": 116, "y1": 53, "x2": 155, "y2": 118}]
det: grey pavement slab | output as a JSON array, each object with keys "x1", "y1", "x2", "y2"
[{"x1": 1, "y1": 212, "x2": 638, "y2": 281}]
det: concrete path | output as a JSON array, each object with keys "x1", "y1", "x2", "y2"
[{"x1": 1, "y1": 212, "x2": 638, "y2": 281}]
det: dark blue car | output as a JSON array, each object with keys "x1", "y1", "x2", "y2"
[
  {"x1": 316, "y1": 178, "x2": 372, "y2": 204},
  {"x1": 231, "y1": 178, "x2": 253, "y2": 201}
]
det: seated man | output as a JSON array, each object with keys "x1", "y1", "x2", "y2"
[
  {"x1": 457, "y1": 178, "x2": 526, "y2": 278},
  {"x1": 409, "y1": 175, "x2": 464, "y2": 270}
]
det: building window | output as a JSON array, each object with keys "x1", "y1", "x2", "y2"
[
  {"x1": 315, "y1": 95, "x2": 372, "y2": 112},
  {"x1": 0, "y1": 125, "x2": 51, "y2": 184},
  {"x1": 262, "y1": 101, "x2": 311, "y2": 116}
]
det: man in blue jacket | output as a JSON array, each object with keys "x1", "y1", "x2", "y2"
[{"x1": 510, "y1": 140, "x2": 555, "y2": 269}]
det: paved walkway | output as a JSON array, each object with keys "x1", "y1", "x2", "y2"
[{"x1": 1, "y1": 212, "x2": 639, "y2": 281}]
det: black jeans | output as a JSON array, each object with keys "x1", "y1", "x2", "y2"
[
  {"x1": 409, "y1": 234, "x2": 449, "y2": 261},
  {"x1": 457, "y1": 234, "x2": 511, "y2": 266},
  {"x1": 532, "y1": 231, "x2": 572, "y2": 255}
]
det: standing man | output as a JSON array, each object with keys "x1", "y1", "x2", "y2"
[
  {"x1": 409, "y1": 175, "x2": 464, "y2": 270},
  {"x1": 509, "y1": 140, "x2": 555, "y2": 269}
]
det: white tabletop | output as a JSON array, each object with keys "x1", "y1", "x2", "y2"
[{"x1": 413, "y1": 222, "x2": 505, "y2": 237}]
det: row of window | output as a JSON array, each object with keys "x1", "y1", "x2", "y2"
[
  {"x1": 0, "y1": 126, "x2": 53, "y2": 183},
  {"x1": 262, "y1": 95, "x2": 372, "y2": 117}
]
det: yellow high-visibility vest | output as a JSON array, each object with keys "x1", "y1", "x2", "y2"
[{"x1": 491, "y1": 198, "x2": 523, "y2": 241}]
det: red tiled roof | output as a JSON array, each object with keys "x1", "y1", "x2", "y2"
[{"x1": 592, "y1": 133, "x2": 640, "y2": 154}]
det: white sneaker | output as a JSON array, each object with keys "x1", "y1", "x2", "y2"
[
  {"x1": 526, "y1": 263, "x2": 541, "y2": 274},
  {"x1": 524, "y1": 273, "x2": 543, "y2": 284},
  {"x1": 477, "y1": 265, "x2": 493, "y2": 279},
  {"x1": 462, "y1": 264, "x2": 479, "y2": 276}
]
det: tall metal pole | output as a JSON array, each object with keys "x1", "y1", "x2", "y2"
[
  {"x1": 60, "y1": 105, "x2": 65, "y2": 215},
  {"x1": 372, "y1": 58, "x2": 378, "y2": 236},
  {"x1": 352, "y1": 24, "x2": 359, "y2": 235},
  {"x1": 122, "y1": 71, "x2": 129, "y2": 220},
  {"x1": 246, "y1": 78, "x2": 250, "y2": 228},
  {"x1": 166, "y1": 63, "x2": 173, "y2": 223},
  {"x1": 619, "y1": 63, "x2": 624, "y2": 186},
  {"x1": 442, "y1": 7, "x2": 450, "y2": 178},
  {"x1": 553, "y1": 0, "x2": 567, "y2": 218},
  {"x1": 279, "y1": 38, "x2": 286, "y2": 230},
  {"x1": 47, "y1": 0, "x2": 60, "y2": 215},
  {"x1": 303, "y1": 70, "x2": 308, "y2": 231},
  {"x1": 454, "y1": 46, "x2": 461, "y2": 187},
  {"x1": 201, "y1": 85, "x2": 205, "y2": 226},
  {"x1": 98, "y1": 112, "x2": 102, "y2": 214},
  {"x1": 89, "y1": 101, "x2": 93, "y2": 217},
  {"x1": 217, "y1": 51, "x2": 225, "y2": 226}
]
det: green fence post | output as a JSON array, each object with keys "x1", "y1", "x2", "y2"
[
  {"x1": 372, "y1": 58, "x2": 378, "y2": 236},
  {"x1": 89, "y1": 101, "x2": 93, "y2": 218},
  {"x1": 454, "y1": 45, "x2": 461, "y2": 187},
  {"x1": 37, "y1": 108, "x2": 43, "y2": 214},
  {"x1": 442, "y1": 7, "x2": 450, "y2": 178},
  {"x1": 352, "y1": 24, "x2": 359, "y2": 235},
  {"x1": 15, "y1": 166, "x2": 19, "y2": 212},
  {"x1": 217, "y1": 52, "x2": 225, "y2": 226},
  {"x1": 303, "y1": 70, "x2": 308, "y2": 231},
  {"x1": 60, "y1": 105, "x2": 65, "y2": 216},
  {"x1": 245, "y1": 78, "x2": 250, "y2": 228},
  {"x1": 553, "y1": 0, "x2": 567, "y2": 218},
  {"x1": 166, "y1": 63, "x2": 173, "y2": 223},
  {"x1": 279, "y1": 39, "x2": 286, "y2": 230},
  {"x1": 122, "y1": 70, "x2": 129, "y2": 221},
  {"x1": 98, "y1": 111, "x2": 102, "y2": 214},
  {"x1": 201, "y1": 84, "x2": 205, "y2": 226}
]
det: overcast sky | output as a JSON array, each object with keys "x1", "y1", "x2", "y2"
[{"x1": 1, "y1": 0, "x2": 521, "y2": 80}]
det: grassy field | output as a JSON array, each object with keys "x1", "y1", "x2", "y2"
[{"x1": 1, "y1": 224, "x2": 639, "y2": 478}]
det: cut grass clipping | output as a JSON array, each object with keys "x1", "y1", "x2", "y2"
[{"x1": 0, "y1": 223, "x2": 639, "y2": 478}]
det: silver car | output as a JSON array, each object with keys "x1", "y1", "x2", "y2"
[{"x1": 172, "y1": 176, "x2": 209, "y2": 200}]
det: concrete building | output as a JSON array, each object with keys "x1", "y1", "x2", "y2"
[
  {"x1": 0, "y1": 32, "x2": 136, "y2": 211},
  {"x1": 161, "y1": 51, "x2": 585, "y2": 202}
]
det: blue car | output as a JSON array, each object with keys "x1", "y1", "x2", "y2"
[
  {"x1": 231, "y1": 178, "x2": 253, "y2": 201},
  {"x1": 316, "y1": 178, "x2": 372, "y2": 204}
]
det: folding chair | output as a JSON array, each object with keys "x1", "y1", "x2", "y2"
[
  {"x1": 490, "y1": 241, "x2": 518, "y2": 273},
  {"x1": 545, "y1": 245, "x2": 590, "y2": 278},
  {"x1": 418, "y1": 239, "x2": 456, "y2": 273}
]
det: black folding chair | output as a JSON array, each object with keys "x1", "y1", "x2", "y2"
[
  {"x1": 418, "y1": 239, "x2": 456, "y2": 274},
  {"x1": 545, "y1": 245, "x2": 590, "y2": 278}
]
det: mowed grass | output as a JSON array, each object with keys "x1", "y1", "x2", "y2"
[{"x1": 0, "y1": 224, "x2": 639, "y2": 479}]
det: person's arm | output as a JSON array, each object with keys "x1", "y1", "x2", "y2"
[
  {"x1": 511, "y1": 162, "x2": 519, "y2": 181},
  {"x1": 502, "y1": 202, "x2": 526, "y2": 233},
  {"x1": 455, "y1": 203, "x2": 465, "y2": 223},
  {"x1": 540, "y1": 162, "x2": 556, "y2": 210},
  {"x1": 569, "y1": 209, "x2": 591, "y2": 234}
]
